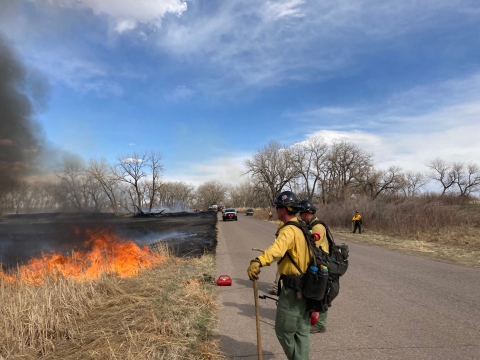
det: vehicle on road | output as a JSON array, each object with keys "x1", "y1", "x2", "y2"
[
  {"x1": 246, "y1": 208, "x2": 254, "y2": 216},
  {"x1": 223, "y1": 208, "x2": 237, "y2": 221}
]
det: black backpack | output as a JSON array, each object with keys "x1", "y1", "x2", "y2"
[
  {"x1": 280, "y1": 220, "x2": 349, "y2": 312},
  {"x1": 307, "y1": 219, "x2": 349, "y2": 311}
]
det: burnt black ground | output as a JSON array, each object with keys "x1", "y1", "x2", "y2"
[{"x1": 0, "y1": 211, "x2": 217, "y2": 269}]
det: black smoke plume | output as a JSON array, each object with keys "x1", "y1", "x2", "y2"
[{"x1": 0, "y1": 34, "x2": 48, "y2": 188}]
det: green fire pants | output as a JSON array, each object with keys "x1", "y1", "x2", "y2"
[
  {"x1": 275, "y1": 286, "x2": 310, "y2": 360},
  {"x1": 313, "y1": 311, "x2": 328, "y2": 329}
]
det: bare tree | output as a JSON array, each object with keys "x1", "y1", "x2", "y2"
[
  {"x1": 114, "y1": 151, "x2": 165, "y2": 212},
  {"x1": 32, "y1": 182, "x2": 59, "y2": 211},
  {"x1": 244, "y1": 140, "x2": 298, "y2": 203},
  {"x1": 401, "y1": 171, "x2": 429, "y2": 197},
  {"x1": 145, "y1": 151, "x2": 164, "y2": 212},
  {"x1": 87, "y1": 158, "x2": 121, "y2": 214},
  {"x1": 82, "y1": 175, "x2": 108, "y2": 212},
  {"x1": 290, "y1": 136, "x2": 329, "y2": 201},
  {"x1": 306, "y1": 136, "x2": 330, "y2": 203},
  {"x1": 56, "y1": 156, "x2": 86, "y2": 210},
  {"x1": 321, "y1": 141, "x2": 373, "y2": 202},
  {"x1": 195, "y1": 180, "x2": 228, "y2": 209},
  {"x1": 157, "y1": 181, "x2": 195, "y2": 210},
  {"x1": 454, "y1": 162, "x2": 480, "y2": 196},
  {"x1": 228, "y1": 181, "x2": 266, "y2": 208},
  {"x1": 428, "y1": 158, "x2": 458, "y2": 195},
  {"x1": 9, "y1": 181, "x2": 31, "y2": 212},
  {"x1": 360, "y1": 166, "x2": 404, "y2": 200},
  {"x1": 250, "y1": 181, "x2": 276, "y2": 209},
  {"x1": 115, "y1": 152, "x2": 149, "y2": 210}
]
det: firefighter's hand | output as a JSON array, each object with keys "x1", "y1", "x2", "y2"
[
  {"x1": 312, "y1": 232, "x2": 321, "y2": 242},
  {"x1": 247, "y1": 259, "x2": 261, "y2": 281}
]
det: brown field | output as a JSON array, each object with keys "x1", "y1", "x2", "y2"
[{"x1": 0, "y1": 211, "x2": 224, "y2": 359}]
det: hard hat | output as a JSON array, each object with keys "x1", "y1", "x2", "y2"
[
  {"x1": 273, "y1": 191, "x2": 302, "y2": 213},
  {"x1": 299, "y1": 199, "x2": 317, "y2": 214}
]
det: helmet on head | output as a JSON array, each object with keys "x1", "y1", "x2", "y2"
[
  {"x1": 299, "y1": 199, "x2": 316, "y2": 214},
  {"x1": 273, "y1": 191, "x2": 302, "y2": 213}
]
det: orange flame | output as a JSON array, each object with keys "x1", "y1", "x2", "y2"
[{"x1": 0, "y1": 227, "x2": 165, "y2": 284}]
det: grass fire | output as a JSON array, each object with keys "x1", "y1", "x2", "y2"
[
  {"x1": 0, "y1": 227, "x2": 166, "y2": 285},
  {"x1": 0, "y1": 212, "x2": 221, "y2": 359}
]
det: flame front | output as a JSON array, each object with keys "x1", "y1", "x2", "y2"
[{"x1": 1, "y1": 227, "x2": 165, "y2": 284}]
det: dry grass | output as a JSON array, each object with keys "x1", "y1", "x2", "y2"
[
  {"x1": 316, "y1": 195, "x2": 480, "y2": 236},
  {"x1": 0, "y1": 246, "x2": 225, "y2": 360},
  {"x1": 1, "y1": 274, "x2": 102, "y2": 357},
  {"x1": 337, "y1": 228, "x2": 480, "y2": 268},
  {"x1": 318, "y1": 195, "x2": 480, "y2": 267}
]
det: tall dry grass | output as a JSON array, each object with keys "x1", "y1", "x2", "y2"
[
  {"x1": 1, "y1": 271, "x2": 104, "y2": 357},
  {"x1": 316, "y1": 195, "x2": 478, "y2": 231},
  {"x1": 0, "y1": 245, "x2": 224, "y2": 359},
  {"x1": 316, "y1": 195, "x2": 480, "y2": 250}
]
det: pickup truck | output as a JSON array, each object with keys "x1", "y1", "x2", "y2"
[{"x1": 222, "y1": 208, "x2": 238, "y2": 221}]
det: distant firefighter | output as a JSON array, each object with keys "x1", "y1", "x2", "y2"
[{"x1": 351, "y1": 211, "x2": 362, "y2": 234}]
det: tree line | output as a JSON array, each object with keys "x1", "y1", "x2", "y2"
[
  {"x1": 1, "y1": 137, "x2": 479, "y2": 214},
  {"x1": 244, "y1": 138, "x2": 480, "y2": 205}
]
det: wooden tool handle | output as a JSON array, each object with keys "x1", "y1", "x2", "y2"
[{"x1": 253, "y1": 279, "x2": 263, "y2": 360}]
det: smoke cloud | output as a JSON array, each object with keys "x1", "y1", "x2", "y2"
[{"x1": 0, "y1": 34, "x2": 48, "y2": 186}]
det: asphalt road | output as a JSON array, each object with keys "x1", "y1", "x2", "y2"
[{"x1": 215, "y1": 212, "x2": 480, "y2": 360}]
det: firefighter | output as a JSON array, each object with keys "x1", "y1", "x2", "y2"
[
  {"x1": 247, "y1": 191, "x2": 312, "y2": 360},
  {"x1": 352, "y1": 210, "x2": 362, "y2": 234},
  {"x1": 268, "y1": 210, "x2": 273, "y2": 221},
  {"x1": 299, "y1": 199, "x2": 329, "y2": 334}
]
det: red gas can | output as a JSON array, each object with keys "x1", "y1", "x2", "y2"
[{"x1": 216, "y1": 275, "x2": 232, "y2": 286}]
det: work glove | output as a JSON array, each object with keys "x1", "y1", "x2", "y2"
[{"x1": 247, "y1": 259, "x2": 262, "y2": 281}]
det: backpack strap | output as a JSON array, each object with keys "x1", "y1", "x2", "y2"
[
  {"x1": 310, "y1": 219, "x2": 350, "y2": 263},
  {"x1": 309, "y1": 219, "x2": 336, "y2": 256},
  {"x1": 283, "y1": 251, "x2": 303, "y2": 274},
  {"x1": 276, "y1": 221, "x2": 315, "y2": 272}
]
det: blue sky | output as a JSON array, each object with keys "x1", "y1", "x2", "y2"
[{"x1": 1, "y1": 0, "x2": 480, "y2": 186}]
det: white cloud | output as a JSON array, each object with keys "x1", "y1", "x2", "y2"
[
  {"x1": 154, "y1": 0, "x2": 477, "y2": 91},
  {"x1": 10, "y1": 0, "x2": 478, "y2": 96},
  {"x1": 46, "y1": 0, "x2": 188, "y2": 32},
  {"x1": 297, "y1": 71, "x2": 480, "y2": 173},
  {"x1": 265, "y1": 0, "x2": 305, "y2": 20},
  {"x1": 164, "y1": 154, "x2": 249, "y2": 187},
  {"x1": 164, "y1": 85, "x2": 195, "y2": 102},
  {"x1": 301, "y1": 122, "x2": 480, "y2": 176},
  {"x1": 306, "y1": 130, "x2": 382, "y2": 148},
  {"x1": 24, "y1": 52, "x2": 124, "y2": 96},
  {"x1": 122, "y1": 157, "x2": 143, "y2": 163},
  {"x1": 114, "y1": 19, "x2": 137, "y2": 33},
  {"x1": 295, "y1": 106, "x2": 358, "y2": 118}
]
